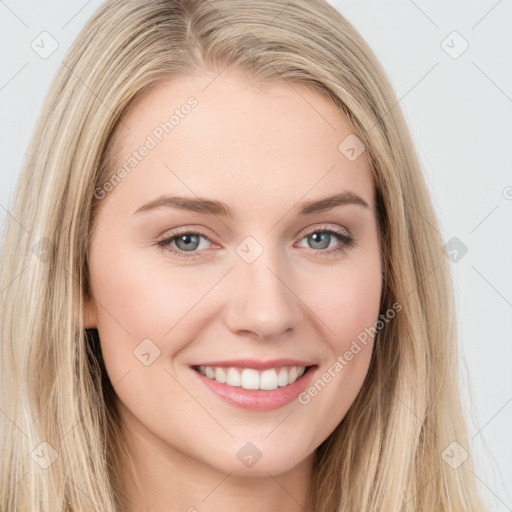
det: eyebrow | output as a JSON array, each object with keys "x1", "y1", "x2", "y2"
[{"x1": 133, "y1": 191, "x2": 370, "y2": 217}]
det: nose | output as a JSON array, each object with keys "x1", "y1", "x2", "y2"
[{"x1": 222, "y1": 243, "x2": 302, "y2": 340}]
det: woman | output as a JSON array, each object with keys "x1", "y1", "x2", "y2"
[{"x1": 0, "y1": 0, "x2": 485, "y2": 510}]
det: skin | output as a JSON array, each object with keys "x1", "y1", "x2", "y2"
[{"x1": 84, "y1": 70, "x2": 382, "y2": 512}]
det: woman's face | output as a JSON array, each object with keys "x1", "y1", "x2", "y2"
[{"x1": 85, "y1": 71, "x2": 382, "y2": 477}]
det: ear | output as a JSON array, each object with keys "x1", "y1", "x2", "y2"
[{"x1": 83, "y1": 293, "x2": 99, "y2": 328}]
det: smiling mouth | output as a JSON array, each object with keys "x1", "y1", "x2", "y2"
[{"x1": 191, "y1": 364, "x2": 316, "y2": 391}]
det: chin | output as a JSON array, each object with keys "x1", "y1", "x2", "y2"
[{"x1": 204, "y1": 444, "x2": 313, "y2": 477}]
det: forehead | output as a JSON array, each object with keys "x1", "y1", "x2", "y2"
[{"x1": 106, "y1": 71, "x2": 374, "y2": 217}]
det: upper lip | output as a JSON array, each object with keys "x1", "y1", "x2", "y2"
[{"x1": 191, "y1": 358, "x2": 317, "y2": 370}]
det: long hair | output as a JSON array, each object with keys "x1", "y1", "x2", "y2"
[{"x1": 0, "y1": 0, "x2": 484, "y2": 510}]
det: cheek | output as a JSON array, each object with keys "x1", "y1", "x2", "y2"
[
  {"x1": 308, "y1": 253, "x2": 382, "y2": 352},
  {"x1": 299, "y1": 251, "x2": 382, "y2": 407},
  {"x1": 88, "y1": 243, "x2": 230, "y2": 394},
  {"x1": 88, "y1": 251, "x2": 203, "y2": 421},
  {"x1": 87, "y1": 249, "x2": 176, "y2": 376},
  {"x1": 90, "y1": 246, "x2": 202, "y2": 336},
  {"x1": 295, "y1": 268, "x2": 381, "y2": 444}
]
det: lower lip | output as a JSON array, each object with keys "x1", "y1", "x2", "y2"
[{"x1": 190, "y1": 366, "x2": 318, "y2": 411}]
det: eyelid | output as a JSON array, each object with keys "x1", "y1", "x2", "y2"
[
  {"x1": 158, "y1": 223, "x2": 351, "y2": 242},
  {"x1": 299, "y1": 223, "x2": 351, "y2": 238}
]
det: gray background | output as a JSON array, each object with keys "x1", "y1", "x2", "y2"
[{"x1": 0, "y1": 1, "x2": 511, "y2": 509}]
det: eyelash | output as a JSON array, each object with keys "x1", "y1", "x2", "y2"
[{"x1": 156, "y1": 225, "x2": 355, "y2": 260}]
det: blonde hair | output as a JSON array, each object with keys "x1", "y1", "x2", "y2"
[{"x1": 0, "y1": 0, "x2": 484, "y2": 510}]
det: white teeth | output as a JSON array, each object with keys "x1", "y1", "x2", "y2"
[
  {"x1": 214, "y1": 367, "x2": 226, "y2": 383},
  {"x1": 278, "y1": 367, "x2": 288, "y2": 387},
  {"x1": 225, "y1": 367, "x2": 241, "y2": 387},
  {"x1": 260, "y1": 369, "x2": 278, "y2": 390},
  {"x1": 196, "y1": 365, "x2": 307, "y2": 390},
  {"x1": 288, "y1": 366, "x2": 298, "y2": 384},
  {"x1": 241, "y1": 369, "x2": 260, "y2": 389}
]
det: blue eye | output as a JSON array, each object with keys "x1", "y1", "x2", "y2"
[
  {"x1": 157, "y1": 225, "x2": 355, "y2": 260},
  {"x1": 157, "y1": 230, "x2": 213, "y2": 259},
  {"x1": 297, "y1": 226, "x2": 355, "y2": 258}
]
